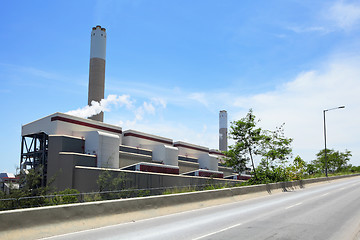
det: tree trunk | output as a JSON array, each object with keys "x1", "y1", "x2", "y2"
[{"x1": 249, "y1": 147, "x2": 257, "y2": 180}]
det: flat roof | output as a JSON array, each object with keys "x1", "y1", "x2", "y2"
[
  {"x1": 209, "y1": 149, "x2": 225, "y2": 156},
  {"x1": 51, "y1": 112, "x2": 122, "y2": 134},
  {"x1": 123, "y1": 129, "x2": 173, "y2": 145},
  {"x1": 23, "y1": 112, "x2": 122, "y2": 135},
  {"x1": 173, "y1": 141, "x2": 209, "y2": 153}
]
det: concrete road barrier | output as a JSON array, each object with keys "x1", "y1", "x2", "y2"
[{"x1": 1, "y1": 174, "x2": 359, "y2": 240}]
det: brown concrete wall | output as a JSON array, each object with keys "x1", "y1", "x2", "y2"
[
  {"x1": 218, "y1": 165, "x2": 235, "y2": 177},
  {"x1": 178, "y1": 160, "x2": 199, "y2": 174},
  {"x1": 47, "y1": 135, "x2": 85, "y2": 187},
  {"x1": 119, "y1": 152, "x2": 201, "y2": 174},
  {"x1": 53, "y1": 153, "x2": 96, "y2": 191},
  {"x1": 73, "y1": 166, "x2": 240, "y2": 193},
  {"x1": 119, "y1": 151, "x2": 152, "y2": 168}
]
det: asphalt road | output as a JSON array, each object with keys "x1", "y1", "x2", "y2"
[{"x1": 43, "y1": 176, "x2": 360, "y2": 240}]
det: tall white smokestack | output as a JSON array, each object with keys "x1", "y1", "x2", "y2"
[
  {"x1": 88, "y1": 25, "x2": 106, "y2": 122},
  {"x1": 219, "y1": 110, "x2": 227, "y2": 151}
]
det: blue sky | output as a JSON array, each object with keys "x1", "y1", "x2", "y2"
[{"x1": 1, "y1": 0, "x2": 360, "y2": 173}]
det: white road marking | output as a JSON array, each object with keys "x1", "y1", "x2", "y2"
[
  {"x1": 285, "y1": 202, "x2": 303, "y2": 209},
  {"x1": 193, "y1": 222, "x2": 243, "y2": 240}
]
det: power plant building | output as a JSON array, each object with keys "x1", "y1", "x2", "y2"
[
  {"x1": 20, "y1": 112, "x2": 237, "y2": 191},
  {"x1": 19, "y1": 26, "x2": 241, "y2": 192}
]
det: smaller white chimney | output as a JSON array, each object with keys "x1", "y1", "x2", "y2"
[{"x1": 219, "y1": 110, "x2": 227, "y2": 151}]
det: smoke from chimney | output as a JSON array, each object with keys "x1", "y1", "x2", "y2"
[{"x1": 66, "y1": 94, "x2": 132, "y2": 119}]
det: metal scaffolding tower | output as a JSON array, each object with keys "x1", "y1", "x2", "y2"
[{"x1": 20, "y1": 132, "x2": 48, "y2": 187}]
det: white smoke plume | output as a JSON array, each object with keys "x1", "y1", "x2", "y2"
[{"x1": 66, "y1": 94, "x2": 132, "y2": 118}]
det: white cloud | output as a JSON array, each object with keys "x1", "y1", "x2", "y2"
[
  {"x1": 188, "y1": 92, "x2": 209, "y2": 106},
  {"x1": 108, "y1": 56, "x2": 359, "y2": 165},
  {"x1": 134, "y1": 107, "x2": 144, "y2": 121},
  {"x1": 143, "y1": 102, "x2": 155, "y2": 114},
  {"x1": 0, "y1": 63, "x2": 61, "y2": 81},
  {"x1": 287, "y1": 1, "x2": 360, "y2": 34},
  {"x1": 327, "y1": 0, "x2": 360, "y2": 31},
  {"x1": 104, "y1": 57, "x2": 360, "y2": 167},
  {"x1": 107, "y1": 96, "x2": 169, "y2": 129},
  {"x1": 287, "y1": 26, "x2": 329, "y2": 34},
  {"x1": 151, "y1": 97, "x2": 167, "y2": 108},
  {"x1": 232, "y1": 56, "x2": 360, "y2": 164}
]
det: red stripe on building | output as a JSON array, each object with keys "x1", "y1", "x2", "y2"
[
  {"x1": 237, "y1": 175, "x2": 251, "y2": 180},
  {"x1": 197, "y1": 170, "x2": 224, "y2": 178},
  {"x1": 209, "y1": 151, "x2": 225, "y2": 156},
  {"x1": 51, "y1": 116, "x2": 122, "y2": 134},
  {"x1": 139, "y1": 165, "x2": 179, "y2": 175},
  {"x1": 123, "y1": 132, "x2": 173, "y2": 145},
  {"x1": 173, "y1": 143, "x2": 209, "y2": 153}
]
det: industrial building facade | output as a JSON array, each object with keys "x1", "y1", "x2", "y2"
[
  {"x1": 20, "y1": 112, "x2": 240, "y2": 192},
  {"x1": 19, "y1": 25, "x2": 244, "y2": 193}
]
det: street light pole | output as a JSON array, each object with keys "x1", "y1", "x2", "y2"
[
  {"x1": 323, "y1": 106, "x2": 345, "y2": 177},
  {"x1": 323, "y1": 110, "x2": 327, "y2": 177}
]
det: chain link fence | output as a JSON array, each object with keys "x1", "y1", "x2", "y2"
[{"x1": 0, "y1": 182, "x2": 240, "y2": 211}]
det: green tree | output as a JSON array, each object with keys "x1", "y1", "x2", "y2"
[
  {"x1": 97, "y1": 170, "x2": 126, "y2": 192},
  {"x1": 349, "y1": 165, "x2": 360, "y2": 173},
  {"x1": 224, "y1": 109, "x2": 264, "y2": 179},
  {"x1": 0, "y1": 167, "x2": 53, "y2": 209},
  {"x1": 259, "y1": 123, "x2": 293, "y2": 168},
  {"x1": 17, "y1": 166, "x2": 53, "y2": 196},
  {"x1": 251, "y1": 159, "x2": 290, "y2": 184},
  {"x1": 48, "y1": 189, "x2": 80, "y2": 205},
  {"x1": 290, "y1": 155, "x2": 306, "y2": 180},
  {"x1": 225, "y1": 109, "x2": 293, "y2": 184},
  {"x1": 1, "y1": 167, "x2": 83, "y2": 210},
  {"x1": 313, "y1": 149, "x2": 352, "y2": 173},
  {"x1": 96, "y1": 170, "x2": 128, "y2": 200},
  {"x1": 305, "y1": 163, "x2": 317, "y2": 175}
]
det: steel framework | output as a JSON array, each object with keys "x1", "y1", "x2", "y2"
[{"x1": 20, "y1": 133, "x2": 49, "y2": 187}]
